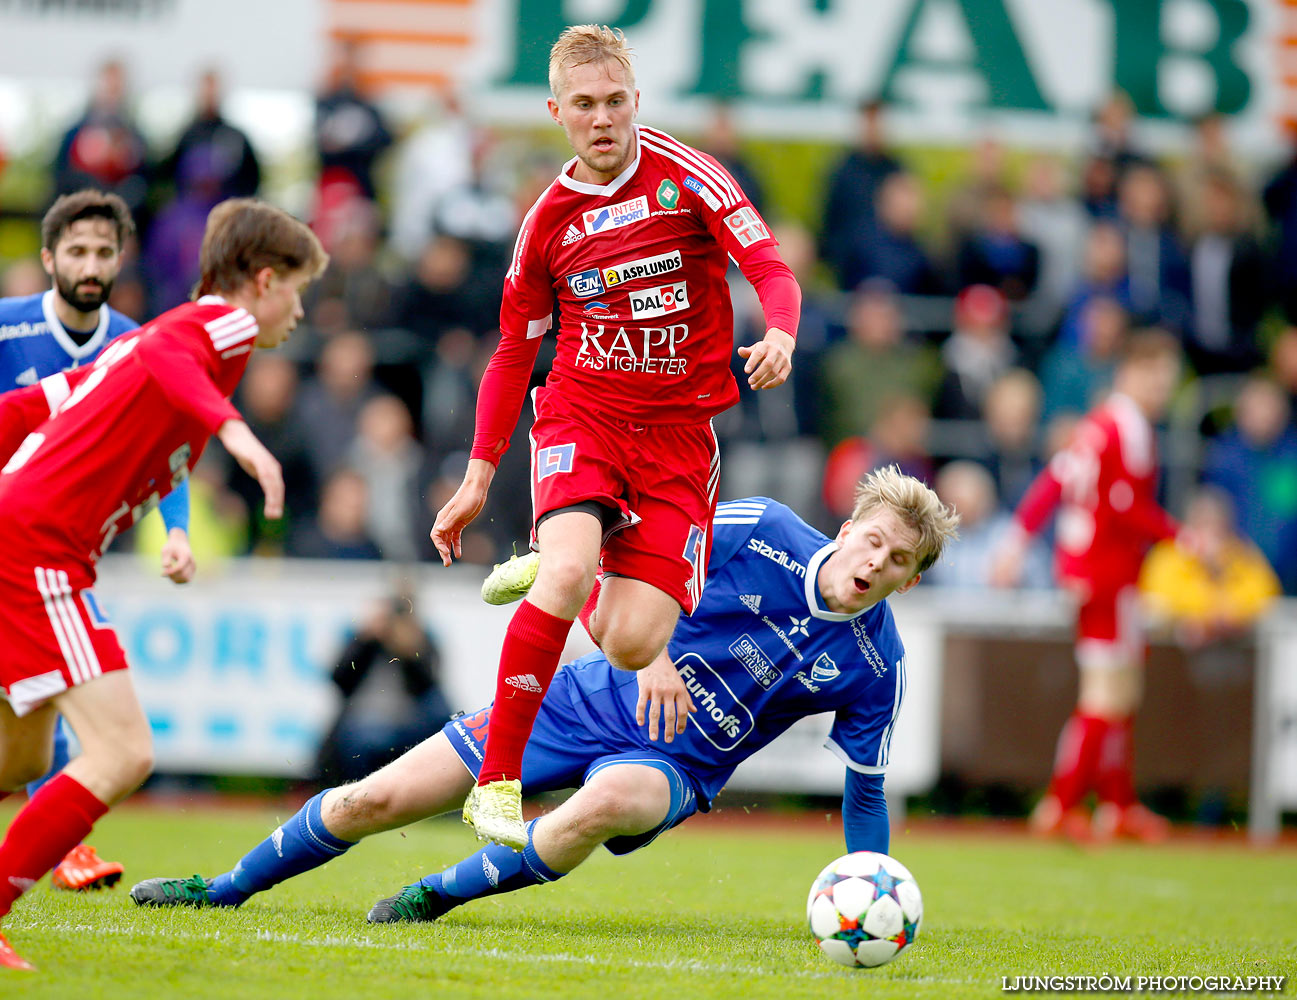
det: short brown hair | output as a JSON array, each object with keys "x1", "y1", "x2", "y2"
[
  {"x1": 851, "y1": 464, "x2": 960, "y2": 574},
  {"x1": 195, "y1": 198, "x2": 328, "y2": 297},
  {"x1": 549, "y1": 24, "x2": 634, "y2": 100},
  {"x1": 1119, "y1": 327, "x2": 1181, "y2": 368},
  {"x1": 42, "y1": 189, "x2": 135, "y2": 251}
]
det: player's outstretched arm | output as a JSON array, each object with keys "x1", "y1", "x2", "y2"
[
  {"x1": 737, "y1": 328, "x2": 795, "y2": 390},
  {"x1": 217, "y1": 419, "x2": 284, "y2": 520},
  {"x1": 635, "y1": 651, "x2": 696, "y2": 743},
  {"x1": 430, "y1": 457, "x2": 495, "y2": 566}
]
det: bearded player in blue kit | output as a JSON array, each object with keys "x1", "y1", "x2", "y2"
[
  {"x1": 0, "y1": 190, "x2": 192, "y2": 892},
  {"x1": 130, "y1": 466, "x2": 958, "y2": 923}
]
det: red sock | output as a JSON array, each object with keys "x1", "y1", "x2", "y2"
[
  {"x1": 0, "y1": 773, "x2": 107, "y2": 917},
  {"x1": 1048, "y1": 712, "x2": 1107, "y2": 811},
  {"x1": 1096, "y1": 715, "x2": 1136, "y2": 808},
  {"x1": 478, "y1": 599, "x2": 572, "y2": 785}
]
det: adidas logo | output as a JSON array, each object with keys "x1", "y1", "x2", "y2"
[
  {"x1": 740, "y1": 594, "x2": 762, "y2": 613},
  {"x1": 561, "y1": 223, "x2": 583, "y2": 246},
  {"x1": 271, "y1": 827, "x2": 284, "y2": 857},
  {"x1": 482, "y1": 854, "x2": 501, "y2": 886},
  {"x1": 504, "y1": 673, "x2": 543, "y2": 694}
]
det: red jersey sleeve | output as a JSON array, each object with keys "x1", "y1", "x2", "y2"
[
  {"x1": 134, "y1": 325, "x2": 241, "y2": 434},
  {"x1": 1014, "y1": 455, "x2": 1065, "y2": 536},
  {"x1": 737, "y1": 243, "x2": 802, "y2": 337}
]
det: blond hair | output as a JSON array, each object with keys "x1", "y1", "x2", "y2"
[
  {"x1": 549, "y1": 24, "x2": 634, "y2": 100},
  {"x1": 851, "y1": 465, "x2": 960, "y2": 573}
]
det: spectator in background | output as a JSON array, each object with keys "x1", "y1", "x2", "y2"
[
  {"x1": 1118, "y1": 164, "x2": 1191, "y2": 332},
  {"x1": 1184, "y1": 168, "x2": 1268, "y2": 375},
  {"x1": 389, "y1": 91, "x2": 474, "y2": 263},
  {"x1": 980, "y1": 368, "x2": 1044, "y2": 509},
  {"x1": 819, "y1": 281, "x2": 940, "y2": 446},
  {"x1": 1139, "y1": 485, "x2": 1280, "y2": 647},
  {"x1": 842, "y1": 171, "x2": 944, "y2": 295},
  {"x1": 348, "y1": 395, "x2": 423, "y2": 563},
  {"x1": 1262, "y1": 129, "x2": 1297, "y2": 323},
  {"x1": 926, "y1": 460, "x2": 1051, "y2": 590},
  {"x1": 1040, "y1": 296, "x2": 1128, "y2": 423},
  {"x1": 145, "y1": 69, "x2": 261, "y2": 315},
  {"x1": 53, "y1": 59, "x2": 150, "y2": 226},
  {"x1": 297, "y1": 330, "x2": 381, "y2": 480},
  {"x1": 934, "y1": 285, "x2": 1017, "y2": 422},
  {"x1": 1079, "y1": 152, "x2": 1121, "y2": 220},
  {"x1": 306, "y1": 200, "x2": 396, "y2": 332},
  {"x1": 312, "y1": 41, "x2": 393, "y2": 247},
  {"x1": 421, "y1": 327, "x2": 485, "y2": 464},
  {"x1": 395, "y1": 233, "x2": 499, "y2": 343},
  {"x1": 819, "y1": 100, "x2": 900, "y2": 288},
  {"x1": 820, "y1": 392, "x2": 933, "y2": 522},
  {"x1": 0, "y1": 260, "x2": 47, "y2": 298},
  {"x1": 955, "y1": 184, "x2": 1040, "y2": 303},
  {"x1": 289, "y1": 466, "x2": 383, "y2": 561},
  {"x1": 1058, "y1": 222, "x2": 1132, "y2": 348},
  {"x1": 134, "y1": 452, "x2": 249, "y2": 568},
  {"x1": 315, "y1": 584, "x2": 449, "y2": 785},
  {"x1": 947, "y1": 135, "x2": 1010, "y2": 241},
  {"x1": 227, "y1": 354, "x2": 317, "y2": 553},
  {"x1": 1018, "y1": 154, "x2": 1091, "y2": 337},
  {"x1": 429, "y1": 130, "x2": 518, "y2": 279},
  {"x1": 703, "y1": 101, "x2": 766, "y2": 217},
  {"x1": 1270, "y1": 327, "x2": 1297, "y2": 413},
  {"x1": 1201, "y1": 376, "x2": 1297, "y2": 594},
  {"x1": 1091, "y1": 91, "x2": 1147, "y2": 175}
]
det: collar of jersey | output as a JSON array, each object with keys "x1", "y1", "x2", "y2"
[
  {"x1": 803, "y1": 541, "x2": 871, "y2": 622},
  {"x1": 556, "y1": 125, "x2": 643, "y2": 197},
  {"x1": 42, "y1": 289, "x2": 109, "y2": 361}
]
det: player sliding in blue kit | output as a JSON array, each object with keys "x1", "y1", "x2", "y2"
[
  {"x1": 0, "y1": 190, "x2": 192, "y2": 893},
  {"x1": 130, "y1": 467, "x2": 958, "y2": 923}
]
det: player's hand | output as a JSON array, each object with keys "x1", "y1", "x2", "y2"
[
  {"x1": 430, "y1": 458, "x2": 495, "y2": 566},
  {"x1": 738, "y1": 327, "x2": 794, "y2": 390},
  {"x1": 635, "y1": 653, "x2": 695, "y2": 743},
  {"x1": 159, "y1": 527, "x2": 196, "y2": 584},
  {"x1": 217, "y1": 419, "x2": 284, "y2": 520}
]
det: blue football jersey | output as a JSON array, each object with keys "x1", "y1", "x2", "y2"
[
  {"x1": 556, "y1": 498, "x2": 909, "y2": 808},
  {"x1": 0, "y1": 291, "x2": 138, "y2": 390}
]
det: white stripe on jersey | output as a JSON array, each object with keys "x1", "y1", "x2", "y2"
[
  {"x1": 205, "y1": 307, "x2": 251, "y2": 334},
  {"x1": 715, "y1": 499, "x2": 766, "y2": 524},
  {"x1": 509, "y1": 180, "x2": 560, "y2": 283},
  {"x1": 876, "y1": 654, "x2": 906, "y2": 768},
  {"x1": 639, "y1": 126, "x2": 741, "y2": 208},
  {"x1": 208, "y1": 311, "x2": 258, "y2": 350},
  {"x1": 40, "y1": 371, "x2": 71, "y2": 415},
  {"x1": 35, "y1": 567, "x2": 100, "y2": 684}
]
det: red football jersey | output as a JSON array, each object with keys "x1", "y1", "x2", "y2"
[
  {"x1": 1014, "y1": 392, "x2": 1177, "y2": 587},
  {"x1": 0, "y1": 297, "x2": 254, "y2": 575},
  {"x1": 472, "y1": 124, "x2": 792, "y2": 461}
]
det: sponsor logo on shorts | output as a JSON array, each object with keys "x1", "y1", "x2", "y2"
[
  {"x1": 724, "y1": 206, "x2": 771, "y2": 248},
  {"x1": 603, "y1": 250, "x2": 683, "y2": 287},
  {"x1": 567, "y1": 268, "x2": 605, "y2": 298},
  {"x1": 684, "y1": 175, "x2": 721, "y2": 212},
  {"x1": 630, "y1": 281, "x2": 689, "y2": 320},
  {"x1": 729, "y1": 633, "x2": 782, "y2": 689},
  {"x1": 675, "y1": 654, "x2": 754, "y2": 751},
  {"x1": 505, "y1": 672, "x2": 543, "y2": 694},
  {"x1": 656, "y1": 179, "x2": 680, "y2": 209},
  {"x1": 536, "y1": 443, "x2": 575, "y2": 481},
  {"x1": 583, "y1": 196, "x2": 649, "y2": 235}
]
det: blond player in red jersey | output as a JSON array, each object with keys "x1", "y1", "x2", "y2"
[
  {"x1": 431, "y1": 25, "x2": 800, "y2": 850},
  {"x1": 0, "y1": 199, "x2": 327, "y2": 972},
  {"x1": 991, "y1": 330, "x2": 1184, "y2": 843}
]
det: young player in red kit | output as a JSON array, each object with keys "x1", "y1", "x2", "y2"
[
  {"x1": 431, "y1": 25, "x2": 800, "y2": 850},
  {"x1": 0, "y1": 198, "x2": 327, "y2": 972},
  {"x1": 991, "y1": 330, "x2": 1184, "y2": 843}
]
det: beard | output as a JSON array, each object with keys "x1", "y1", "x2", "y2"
[{"x1": 54, "y1": 269, "x2": 113, "y2": 314}]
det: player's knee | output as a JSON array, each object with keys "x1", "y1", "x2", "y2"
[
  {"x1": 120, "y1": 742, "x2": 155, "y2": 790},
  {"x1": 534, "y1": 552, "x2": 596, "y2": 608},
  {"x1": 600, "y1": 629, "x2": 663, "y2": 672},
  {"x1": 578, "y1": 773, "x2": 666, "y2": 839},
  {"x1": 325, "y1": 779, "x2": 396, "y2": 835}
]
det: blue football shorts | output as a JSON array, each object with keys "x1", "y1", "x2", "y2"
[{"x1": 443, "y1": 667, "x2": 702, "y2": 855}]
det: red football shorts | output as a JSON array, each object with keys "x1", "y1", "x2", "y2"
[
  {"x1": 0, "y1": 560, "x2": 128, "y2": 717},
  {"x1": 1065, "y1": 577, "x2": 1145, "y2": 671},
  {"x1": 527, "y1": 386, "x2": 719, "y2": 614}
]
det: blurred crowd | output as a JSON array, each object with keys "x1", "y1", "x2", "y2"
[{"x1": 3, "y1": 54, "x2": 1296, "y2": 596}]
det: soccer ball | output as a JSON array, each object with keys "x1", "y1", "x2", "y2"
[{"x1": 806, "y1": 851, "x2": 923, "y2": 968}]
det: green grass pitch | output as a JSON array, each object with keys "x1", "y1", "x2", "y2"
[{"x1": 1, "y1": 800, "x2": 1293, "y2": 999}]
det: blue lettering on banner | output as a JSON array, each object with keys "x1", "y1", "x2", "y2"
[
  {"x1": 537, "y1": 443, "x2": 575, "y2": 481},
  {"x1": 289, "y1": 620, "x2": 325, "y2": 679},
  {"x1": 206, "y1": 715, "x2": 241, "y2": 742},
  {"x1": 130, "y1": 610, "x2": 193, "y2": 677},
  {"x1": 213, "y1": 613, "x2": 268, "y2": 675}
]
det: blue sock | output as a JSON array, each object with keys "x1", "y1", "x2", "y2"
[
  {"x1": 418, "y1": 819, "x2": 565, "y2": 915},
  {"x1": 207, "y1": 790, "x2": 354, "y2": 906},
  {"x1": 27, "y1": 718, "x2": 71, "y2": 798}
]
